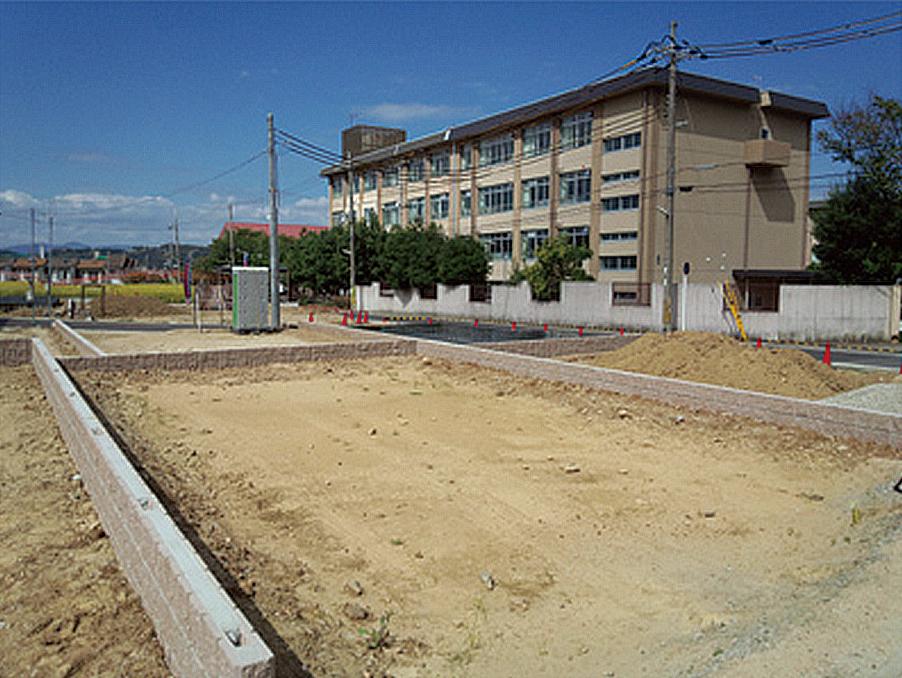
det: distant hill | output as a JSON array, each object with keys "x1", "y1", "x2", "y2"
[{"x1": 4, "y1": 241, "x2": 91, "y2": 254}]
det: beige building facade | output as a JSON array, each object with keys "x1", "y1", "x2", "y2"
[{"x1": 322, "y1": 69, "x2": 828, "y2": 285}]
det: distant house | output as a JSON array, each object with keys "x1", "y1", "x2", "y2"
[{"x1": 217, "y1": 221, "x2": 329, "y2": 240}]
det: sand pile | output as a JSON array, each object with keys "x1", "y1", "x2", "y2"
[{"x1": 571, "y1": 331, "x2": 892, "y2": 399}]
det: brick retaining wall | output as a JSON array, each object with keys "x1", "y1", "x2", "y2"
[
  {"x1": 31, "y1": 338, "x2": 274, "y2": 676},
  {"x1": 415, "y1": 338, "x2": 901, "y2": 447},
  {"x1": 52, "y1": 319, "x2": 106, "y2": 356},
  {"x1": 0, "y1": 338, "x2": 31, "y2": 366},
  {"x1": 61, "y1": 339, "x2": 415, "y2": 372},
  {"x1": 481, "y1": 334, "x2": 636, "y2": 358}
]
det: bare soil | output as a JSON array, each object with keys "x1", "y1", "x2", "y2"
[
  {"x1": 0, "y1": 325, "x2": 77, "y2": 357},
  {"x1": 568, "y1": 331, "x2": 894, "y2": 399},
  {"x1": 0, "y1": 366, "x2": 169, "y2": 676},
  {"x1": 81, "y1": 323, "x2": 382, "y2": 354},
  {"x1": 81, "y1": 356, "x2": 902, "y2": 677}
]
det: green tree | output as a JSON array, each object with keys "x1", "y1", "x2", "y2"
[
  {"x1": 197, "y1": 229, "x2": 272, "y2": 272},
  {"x1": 437, "y1": 236, "x2": 489, "y2": 286},
  {"x1": 812, "y1": 94, "x2": 902, "y2": 283},
  {"x1": 381, "y1": 223, "x2": 445, "y2": 289},
  {"x1": 520, "y1": 236, "x2": 593, "y2": 301}
]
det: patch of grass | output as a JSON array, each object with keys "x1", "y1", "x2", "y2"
[
  {"x1": 358, "y1": 612, "x2": 392, "y2": 650},
  {"x1": 0, "y1": 281, "x2": 185, "y2": 302}
]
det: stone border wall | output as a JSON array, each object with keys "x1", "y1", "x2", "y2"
[
  {"x1": 481, "y1": 335, "x2": 636, "y2": 358},
  {"x1": 52, "y1": 319, "x2": 106, "y2": 356},
  {"x1": 0, "y1": 338, "x2": 31, "y2": 366},
  {"x1": 31, "y1": 338, "x2": 274, "y2": 676},
  {"x1": 415, "y1": 338, "x2": 901, "y2": 447},
  {"x1": 61, "y1": 339, "x2": 415, "y2": 372}
]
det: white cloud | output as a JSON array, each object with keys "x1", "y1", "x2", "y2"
[
  {"x1": 361, "y1": 102, "x2": 475, "y2": 123},
  {"x1": 0, "y1": 188, "x2": 330, "y2": 248}
]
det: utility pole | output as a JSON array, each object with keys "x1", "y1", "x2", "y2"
[
  {"x1": 347, "y1": 152, "x2": 356, "y2": 312},
  {"x1": 29, "y1": 208, "x2": 36, "y2": 325},
  {"x1": 46, "y1": 215, "x2": 53, "y2": 318},
  {"x1": 663, "y1": 20, "x2": 679, "y2": 332},
  {"x1": 228, "y1": 202, "x2": 235, "y2": 267},
  {"x1": 267, "y1": 112, "x2": 280, "y2": 330}
]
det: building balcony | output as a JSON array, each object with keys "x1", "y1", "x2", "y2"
[{"x1": 744, "y1": 139, "x2": 791, "y2": 168}]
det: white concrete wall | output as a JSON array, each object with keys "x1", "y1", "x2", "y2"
[{"x1": 360, "y1": 282, "x2": 900, "y2": 340}]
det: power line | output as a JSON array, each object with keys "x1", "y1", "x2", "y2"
[
  {"x1": 163, "y1": 150, "x2": 267, "y2": 198},
  {"x1": 275, "y1": 128, "x2": 344, "y2": 162}
]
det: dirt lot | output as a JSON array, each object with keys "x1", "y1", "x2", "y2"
[
  {"x1": 81, "y1": 323, "x2": 380, "y2": 353},
  {"x1": 80, "y1": 356, "x2": 902, "y2": 677},
  {"x1": 0, "y1": 366, "x2": 170, "y2": 676},
  {"x1": 1, "y1": 324, "x2": 76, "y2": 357},
  {"x1": 569, "y1": 332, "x2": 895, "y2": 399}
]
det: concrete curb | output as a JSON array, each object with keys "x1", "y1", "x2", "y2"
[
  {"x1": 53, "y1": 319, "x2": 106, "y2": 356},
  {"x1": 414, "y1": 337, "x2": 901, "y2": 447},
  {"x1": 60, "y1": 338, "x2": 414, "y2": 372},
  {"x1": 30, "y1": 338, "x2": 274, "y2": 677}
]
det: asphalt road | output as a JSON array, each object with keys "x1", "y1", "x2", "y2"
[{"x1": 775, "y1": 344, "x2": 901, "y2": 371}]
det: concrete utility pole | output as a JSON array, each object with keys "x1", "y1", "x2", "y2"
[
  {"x1": 347, "y1": 152, "x2": 356, "y2": 312},
  {"x1": 46, "y1": 215, "x2": 53, "y2": 318},
  {"x1": 228, "y1": 202, "x2": 235, "y2": 266},
  {"x1": 29, "y1": 208, "x2": 36, "y2": 325},
  {"x1": 663, "y1": 19, "x2": 678, "y2": 332},
  {"x1": 267, "y1": 112, "x2": 280, "y2": 330}
]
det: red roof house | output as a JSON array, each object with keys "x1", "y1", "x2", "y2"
[{"x1": 218, "y1": 221, "x2": 328, "y2": 240}]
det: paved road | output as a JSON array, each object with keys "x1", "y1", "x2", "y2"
[
  {"x1": 773, "y1": 344, "x2": 901, "y2": 371},
  {"x1": 0, "y1": 317, "x2": 199, "y2": 332}
]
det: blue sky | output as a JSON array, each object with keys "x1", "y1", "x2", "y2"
[{"x1": 1, "y1": 1, "x2": 900, "y2": 248}]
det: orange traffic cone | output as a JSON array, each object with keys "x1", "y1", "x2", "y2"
[
  {"x1": 341, "y1": 313, "x2": 348, "y2": 326},
  {"x1": 363, "y1": 311, "x2": 369, "y2": 324},
  {"x1": 474, "y1": 319, "x2": 479, "y2": 328},
  {"x1": 428, "y1": 317, "x2": 433, "y2": 325},
  {"x1": 512, "y1": 321, "x2": 517, "y2": 331},
  {"x1": 823, "y1": 341, "x2": 832, "y2": 366},
  {"x1": 543, "y1": 323, "x2": 548, "y2": 332},
  {"x1": 756, "y1": 337, "x2": 762, "y2": 349},
  {"x1": 578, "y1": 326, "x2": 584, "y2": 337},
  {"x1": 308, "y1": 312, "x2": 314, "y2": 323},
  {"x1": 619, "y1": 327, "x2": 624, "y2": 336}
]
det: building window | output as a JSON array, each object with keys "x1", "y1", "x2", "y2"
[
  {"x1": 407, "y1": 159, "x2": 424, "y2": 182},
  {"x1": 522, "y1": 229, "x2": 549, "y2": 259},
  {"x1": 407, "y1": 196, "x2": 425, "y2": 222},
  {"x1": 561, "y1": 111, "x2": 593, "y2": 150},
  {"x1": 478, "y1": 183, "x2": 514, "y2": 215},
  {"x1": 331, "y1": 177, "x2": 343, "y2": 196},
  {"x1": 364, "y1": 171, "x2": 377, "y2": 191},
  {"x1": 601, "y1": 194, "x2": 640, "y2": 212},
  {"x1": 431, "y1": 152, "x2": 450, "y2": 177},
  {"x1": 603, "y1": 131, "x2": 641, "y2": 153},
  {"x1": 382, "y1": 202, "x2": 400, "y2": 227},
  {"x1": 601, "y1": 255, "x2": 638, "y2": 271},
  {"x1": 364, "y1": 207, "x2": 376, "y2": 224},
  {"x1": 480, "y1": 232, "x2": 513, "y2": 260},
  {"x1": 460, "y1": 144, "x2": 472, "y2": 171},
  {"x1": 430, "y1": 193, "x2": 449, "y2": 220},
  {"x1": 383, "y1": 166, "x2": 400, "y2": 187},
  {"x1": 479, "y1": 134, "x2": 514, "y2": 167},
  {"x1": 331, "y1": 211, "x2": 344, "y2": 227},
  {"x1": 601, "y1": 230, "x2": 638, "y2": 242},
  {"x1": 561, "y1": 226, "x2": 589, "y2": 249},
  {"x1": 602, "y1": 169, "x2": 640, "y2": 184},
  {"x1": 560, "y1": 169, "x2": 591, "y2": 204},
  {"x1": 523, "y1": 123, "x2": 551, "y2": 158},
  {"x1": 522, "y1": 176, "x2": 550, "y2": 209},
  {"x1": 461, "y1": 189, "x2": 472, "y2": 217}
]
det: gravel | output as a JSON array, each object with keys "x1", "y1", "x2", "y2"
[{"x1": 820, "y1": 383, "x2": 902, "y2": 416}]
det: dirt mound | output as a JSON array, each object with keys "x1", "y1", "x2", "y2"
[
  {"x1": 96, "y1": 294, "x2": 181, "y2": 318},
  {"x1": 572, "y1": 331, "x2": 892, "y2": 399}
]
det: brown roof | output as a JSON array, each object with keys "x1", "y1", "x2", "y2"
[{"x1": 77, "y1": 259, "x2": 106, "y2": 271}]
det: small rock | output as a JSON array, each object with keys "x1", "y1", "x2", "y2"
[
  {"x1": 702, "y1": 510, "x2": 717, "y2": 519},
  {"x1": 368, "y1": 428, "x2": 377, "y2": 436},
  {"x1": 344, "y1": 580, "x2": 364, "y2": 597},
  {"x1": 414, "y1": 551, "x2": 425, "y2": 559},
  {"x1": 562, "y1": 464, "x2": 581, "y2": 474},
  {"x1": 342, "y1": 602, "x2": 369, "y2": 621},
  {"x1": 618, "y1": 468, "x2": 629, "y2": 475},
  {"x1": 617, "y1": 409, "x2": 631, "y2": 420},
  {"x1": 674, "y1": 415, "x2": 685, "y2": 424},
  {"x1": 70, "y1": 473, "x2": 81, "y2": 482},
  {"x1": 480, "y1": 571, "x2": 496, "y2": 590},
  {"x1": 522, "y1": 464, "x2": 531, "y2": 471},
  {"x1": 421, "y1": 357, "x2": 432, "y2": 366}
]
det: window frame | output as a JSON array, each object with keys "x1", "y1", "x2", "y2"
[
  {"x1": 560, "y1": 169, "x2": 592, "y2": 204},
  {"x1": 478, "y1": 182, "x2": 514, "y2": 215},
  {"x1": 523, "y1": 122, "x2": 552, "y2": 158},
  {"x1": 479, "y1": 134, "x2": 514, "y2": 167},
  {"x1": 521, "y1": 228, "x2": 549, "y2": 260},
  {"x1": 431, "y1": 152, "x2": 450, "y2": 177},
  {"x1": 382, "y1": 201, "x2": 400, "y2": 227},
  {"x1": 522, "y1": 176, "x2": 550, "y2": 210},
  {"x1": 561, "y1": 111, "x2": 593, "y2": 151},
  {"x1": 430, "y1": 192, "x2": 450, "y2": 220}
]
